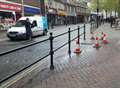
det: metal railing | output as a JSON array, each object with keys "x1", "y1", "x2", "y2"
[{"x1": 0, "y1": 24, "x2": 86, "y2": 84}]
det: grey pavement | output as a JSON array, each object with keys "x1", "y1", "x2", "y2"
[{"x1": 3, "y1": 23, "x2": 120, "y2": 88}]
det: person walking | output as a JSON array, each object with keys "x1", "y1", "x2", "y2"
[
  {"x1": 110, "y1": 16, "x2": 113, "y2": 28},
  {"x1": 51, "y1": 20, "x2": 54, "y2": 29},
  {"x1": 25, "y1": 18, "x2": 32, "y2": 40}
]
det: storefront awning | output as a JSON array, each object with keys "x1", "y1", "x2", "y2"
[
  {"x1": 48, "y1": 8, "x2": 57, "y2": 14},
  {"x1": 24, "y1": 6, "x2": 40, "y2": 14},
  {"x1": 57, "y1": 10, "x2": 66, "y2": 16}
]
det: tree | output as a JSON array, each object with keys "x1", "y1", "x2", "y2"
[
  {"x1": 89, "y1": 0, "x2": 105, "y2": 11},
  {"x1": 89, "y1": 0, "x2": 120, "y2": 17}
]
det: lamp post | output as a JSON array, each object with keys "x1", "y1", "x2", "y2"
[
  {"x1": 119, "y1": 0, "x2": 120, "y2": 17},
  {"x1": 21, "y1": 0, "x2": 24, "y2": 17},
  {"x1": 40, "y1": 0, "x2": 45, "y2": 16},
  {"x1": 96, "y1": 0, "x2": 99, "y2": 28}
]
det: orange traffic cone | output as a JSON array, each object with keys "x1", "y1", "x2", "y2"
[
  {"x1": 91, "y1": 32, "x2": 95, "y2": 40},
  {"x1": 93, "y1": 37, "x2": 100, "y2": 48},
  {"x1": 102, "y1": 34, "x2": 108, "y2": 44},
  {"x1": 74, "y1": 39, "x2": 81, "y2": 54}
]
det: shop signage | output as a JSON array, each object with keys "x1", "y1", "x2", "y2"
[
  {"x1": 0, "y1": 2, "x2": 21, "y2": 12},
  {"x1": 57, "y1": 10, "x2": 66, "y2": 16},
  {"x1": 48, "y1": 8, "x2": 57, "y2": 14}
]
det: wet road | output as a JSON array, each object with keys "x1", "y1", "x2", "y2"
[{"x1": 0, "y1": 24, "x2": 89, "y2": 82}]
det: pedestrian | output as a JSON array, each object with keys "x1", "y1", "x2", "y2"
[
  {"x1": 110, "y1": 16, "x2": 113, "y2": 27},
  {"x1": 51, "y1": 20, "x2": 54, "y2": 29},
  {"x1": 25, "y1": 18, "x2": 32, "y2": 40},
  {"x1": 65, "y1": 17, "x2": 67, "y2": 26}
]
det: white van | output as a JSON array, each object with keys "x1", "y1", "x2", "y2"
[{"x1": 7, "y1": 15, "x2": 48, "y2": 40}]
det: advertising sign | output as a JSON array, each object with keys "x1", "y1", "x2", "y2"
[{"x1": 0, "y1": 2, "x2": 21, "y2": 12}]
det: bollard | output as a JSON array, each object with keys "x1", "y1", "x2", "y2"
[
  {"x1": 49, "y1": 32, "x2": 54, "y2": 70},
  {"x1": 94, "y1": 22, "x2": 95, "y2": 29},
  {"x1": 77, "y1": 26, "x2": 80, "y2": 44},
  {"x1": 90, "y1": 22, "x2": 92, "y2": 34},
  {"x1": 68, "y1": 28, "x2": 71, "y2": 56},
  {"x1": 84, "y1": 24, "x2": 86, "y2": 40}
]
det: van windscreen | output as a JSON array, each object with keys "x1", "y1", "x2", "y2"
[{"x1": 13, "y1": 20, "x2": 26, "y2": 27}]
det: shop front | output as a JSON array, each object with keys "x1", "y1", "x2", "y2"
[
  {"x1": 0, "y1": 1, "x2": 22, "y2": 30},
  {"x1": 67, "y1": 15, "x2": 76, "y2": 24},
  {"x1": 76, "y1": 12, "x2": 85, "y2": 23},
  {"x1": 47, "y1": 8, "x2": 57, "y2": 28},
  {"x1": 0, "y1": 1, "x2": 22, "y2": 24},
  {"x1": 76, "y1": 6, "x2": 86, "y2": 23},
  {"x1": 57, "y1": 10, "x2": 66, "y2": 25}
]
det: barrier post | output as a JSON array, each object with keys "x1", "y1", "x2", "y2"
[
  {"x1": 84, "y1": 24, "x2": 86, "y2": 40},
  {"x1": 68, "y1": 28, "x2": 71, "y2": 56},
  {"x1": 77, "y1": 26, "x2": 80, "y2": 44},
  {"x1": 49, "y1": 32, "x2": 54, "y2": 70},
  {"x1": 90, "y1": 22, "x2": 92, "y2": 34}
]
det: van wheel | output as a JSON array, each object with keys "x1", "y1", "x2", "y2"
[{"x1": 43, "y1": 29, "x2": 47, "y2": 36}]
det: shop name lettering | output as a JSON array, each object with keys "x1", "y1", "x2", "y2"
[{"x1": 0, "y1": 4, "x2": 21, "y2": 11}]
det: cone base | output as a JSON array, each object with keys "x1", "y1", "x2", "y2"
[
  {"x1": 102, "y1": 40, "x2": 108, "y2": 44},
  {"x1": 74, "y1": 47, "x2": 81, "y2": 54},
  {"x1": 93, "y1": 46, "x2": 100, "y2": 48},
  {"x1": 74, "y1": 50, "x2": 82, "y2": 54},
  {"x1": 93, "y1": 44, "x2": 100, "y2": 48}
]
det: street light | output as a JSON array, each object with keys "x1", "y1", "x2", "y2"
[
  {"x1": 119, "y1": 0, "x2": 120, "y2": 17},
  {"x1": 21, "y1": 0, "x2": 24, "y2": 17},
  {"x1": 39, "y1": 0, "x2": 45, "y2": 16},
  {"x1": 96, "y1": 0, "x2": 99, "y2": 28}
]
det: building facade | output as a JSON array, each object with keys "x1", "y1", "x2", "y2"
[
  {"x1": 0, "y1": 0, "x2": 40, "y2": 25},
  {"x1": 0, "y1": 0, "x2": 90, "y2": 26}
]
